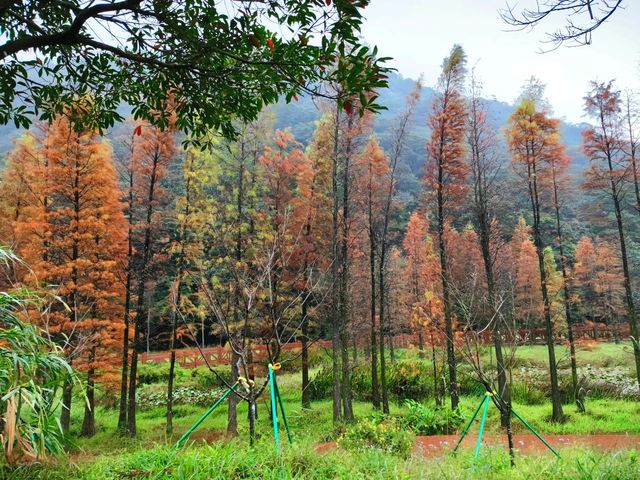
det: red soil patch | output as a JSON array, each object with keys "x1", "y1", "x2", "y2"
[
  {"x1": 317, "y1": 434, "x2": 640, "y2": 458},
  {"x1": 414, "y1": 433, "x2": 640, "y2": 458}
]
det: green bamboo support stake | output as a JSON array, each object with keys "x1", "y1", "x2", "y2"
[
  {"x1": 269, "y1": 364, "x2": 280, "y2": 452},
  {"x1": 173, "y1": 381, "x2": 238, "y2": 449},
  {"x1": 273, "y1": 372, "x2": 292, "y2": 444},
  {"x1": 511, "y1": 406, "x2": 560, "y2": 458},
  {"x1": 490, "y1": 390, "x2": 561, "y2": 459},
  {"x1": 474, "y1": 394, "x2": 491, "y2": 461},
  {"x1": 453, "y1": 394, "x2": 487, "y2": 454}
]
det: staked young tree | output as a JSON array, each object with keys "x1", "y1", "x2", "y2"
[
  {"x1": 466, "y1": 73, "x2": 514, "y2": 438},
  {"x1": 507, "y1": 98, "x2": 565, "y2": 422},
  {"x1": 582, "y1": 80, "x2": 640, "y2": 387},
  {"x1": 423, "y1": 44, "x2": 468, "y2": 410}
]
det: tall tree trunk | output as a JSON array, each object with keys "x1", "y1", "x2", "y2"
[
  {"x1": 551, "y1": 171, "x2": 580, "y2": 411},
  {"x1": 331, "y1": 105, "x2": 342, "y2": 422},
  {"x1": 118, "y1": 147, "x2": 136, "y2": 433},
  {"x1": 301, "y1": 293, "x2": 311, "y2": 409},
  {"x1": 529, "y1": 161, "x2": 564, "y2": 422},
  {"x1": 606, "y1": 157, "x2": 640, "y2": 388},
  {"x1": 437, "y1": 201, "x2": 458, "y2": 410},
  {"x1": 166, "y1": 287, "x2": 181, "y2": 436},
  {"x1": 431, "y1": 334, "x2": 442, "y2": 407},
  {"x1": 368, "y1": 204, "x2": 380, "y2": 408},
  {"x1": 60, "y1": 373, "x2": 73, "y2": 433},
  {"x1": 118, "y1": 266, "x2": 132, "y2": 432},
  {"x1": 81, "y1": 365, "x2": 96, "y2": 437},
  {"x1": 339, "y1": 119, "x2": 354, "y2": 422},
  {"x1": 126, "y1": 149, "x2": 159, "y2": 436}
]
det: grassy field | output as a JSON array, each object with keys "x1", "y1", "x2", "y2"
[{"x1": 4, "y1": 342, "x2": 640, "y2": 479}]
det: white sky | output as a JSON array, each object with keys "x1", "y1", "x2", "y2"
[{"x1": 360, "y1": 0, "x2": 640, "y2": 123}]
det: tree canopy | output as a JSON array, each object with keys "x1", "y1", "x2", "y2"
[{"x1": 0, "y1": 0, "x2": 391, "y2": 137}]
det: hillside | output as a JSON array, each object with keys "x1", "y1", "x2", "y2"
[{"x1": 0, "y1": 72, "x2": 588, "y2": 184}]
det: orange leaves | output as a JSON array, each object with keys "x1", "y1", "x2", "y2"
[
  {"x1": 5, "y1": 113, "x2": 129, "y2": 379},
  {"x1": 424, "y1": 46, "x2": 468, "y2": 210}
]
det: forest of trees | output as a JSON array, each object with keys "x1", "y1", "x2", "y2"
[{"x1": 1, "y1": 43, "x2": 639, "y2": 439}]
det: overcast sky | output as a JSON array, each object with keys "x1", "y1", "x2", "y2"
[{"x1": 360, "y1": 1, "x2": 640, "y2": 123}]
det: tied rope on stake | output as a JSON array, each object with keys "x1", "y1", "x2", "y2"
[{"x1": 268, "y1": 363, "x2": 292, "y2": 453}]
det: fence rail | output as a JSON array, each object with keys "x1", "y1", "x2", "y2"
[{"x1": 139, "y1": 323, "x2": 629, "y2": 369}]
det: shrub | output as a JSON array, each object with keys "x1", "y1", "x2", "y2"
[
  {"x1": 338, "y1": 415, "x2": 414, "y2": 457},
  {"x1": 136, "y1": 386, "x2": 226, "y2": 410},
  {"x1": 191, "y1": 366, "x2": 232, "y2": 389},
  {"x1": 309, "y1": 360, "x2": 436, "y2": 402},
  {"x1": 402, "y1": 400, "x2": 465, "y2": 435}
]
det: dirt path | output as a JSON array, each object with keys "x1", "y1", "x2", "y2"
[{"x1": 318, "y1": 434, "x2": 640, "y2": 458}]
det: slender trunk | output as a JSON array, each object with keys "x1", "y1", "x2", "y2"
[
  {"x1": 418, "y1": 332, "x2": 425, "y2": 358},
  {"x1": 368, "y1": 200, "x2": 380, "y2": 408},
  {"x1": 301, "y1": 295, "x2": 311, "y2": 409},
  {"x1": 431, "y1": 334, "x2": 442, "y2": 407},
  {"x1": 118, "y1": 267, "x2": 132, "y2": 432},
  {"x1": 331, "y1": 105, "x2": 342, "y2": 422},
  {"x1": 389, "y1": 335, "x2": 395, "y2": 362},
  {"x1": 339, "y1": 115, "x2": 354, "y2": 422},
  {"x1": 227, "y1": 349, "x2": 240, "y2": 437},
  {"x1": 437, "y1": 212, "x2": 458, "y2": 410},
  {"x1": 248, "y1": 398, "x2": 257, "y2": 446},
  {"x1": 528, "y1": 160, "x2": 564, "y2": 422},
  {"x1": 166, "y1": 288, "x2": 182, "y2": 436},
  {"x1": 607, "y1": 160, "x2": 640, "y2": 388},
  {"x1": 167, "y1": 158, "x2": 192, "y2": 435},
  {"x1": 126, "y1": 145, "x2": 160, "y2": 436},
  {"x1": 60, "y1": 375, "x2": 73, "y2": 433},
  {"x1": 551, "y1": 170, "x2": 580, "y2": 410},
  {"x1": 378, "y1": 268, "x2": 389, "y2": 413},
  {"x1": 118, "y1": 169, "x2": 135, "y2": 432},
  {"x1": 126, "y1": 327, "x2": 139, "y2": 436},
  {"x1": 81, "y1": 366, "x2": 96, "y2": 437}
]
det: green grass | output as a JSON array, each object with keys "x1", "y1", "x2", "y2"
[
  {"x1": 4, "y1": 342, "x2": 640, "y2": 478},
  {"x1": 6, "y1": 442, "x2": 640, "y2": 479},
  {"x1": 478, "y1": 341, "x2": 637, "y2": 370}
]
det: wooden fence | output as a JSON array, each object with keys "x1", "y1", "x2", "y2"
[{"x1": 139, "y1": 322, "x2": 628, "y2": 369}]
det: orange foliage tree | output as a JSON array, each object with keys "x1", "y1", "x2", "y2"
[
  {"x1": 124, "y1": 119, "x2": 176, "y2": 436},
  {"x1": 507, "y1": 98, "x2": 565, "y2": 422},
  {"x1": 5, "y1": 113, "x2": 127, "y2": 436},
  {"x1": 290, "y1": 118, "x2": 333, "y2": 408},
  {"x1": 423, "y1": 44, "x2": 468, "y2": 410},
  {"x1": 582, "y1": 80, "x2": 640, "y2": 386}
]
